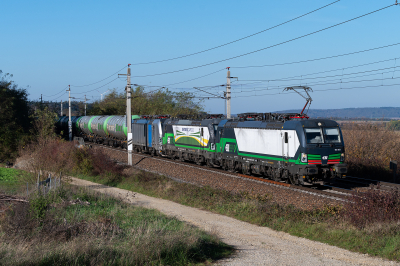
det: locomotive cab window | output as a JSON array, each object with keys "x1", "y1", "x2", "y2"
[
  {"x1": 304, "y1": 128, "x2": 324, "y2": 144},
  {"x1": 323, "y1": 128, "x2": 341, "y2": 143}
]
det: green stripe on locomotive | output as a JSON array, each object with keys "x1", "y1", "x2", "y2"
[{"x1": 218, "y1": 136, "x2": 312, "y2": 165}]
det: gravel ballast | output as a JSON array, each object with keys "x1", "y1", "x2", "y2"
[{"x1": 96, "y1": 146, "x2": 341, "y2": 210}]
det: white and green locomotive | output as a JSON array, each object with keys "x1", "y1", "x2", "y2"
[{"x1": 63, "y1": 112, "x2": 347, "y2": 184}]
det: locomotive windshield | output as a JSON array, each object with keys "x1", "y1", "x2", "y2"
[
  {"x1": 323, "y1": 127, "x2": 341, "y2": 143},
  {"x1": 304, "y1": 128, "x2": 324, "y2": 144},
  {"x1": 304, "y1": 127, "x2": 341, "y2": 144}
]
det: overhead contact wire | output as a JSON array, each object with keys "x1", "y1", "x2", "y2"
[
  {"x1": 131, "y1": 1, "x2": 340, "y2": 65},
  {"x1": 71, "y1": 65, "x2": 127, "y2": 88},
  {"x1": 133, "y1": 4, "x2": 396, "y2": 77}
]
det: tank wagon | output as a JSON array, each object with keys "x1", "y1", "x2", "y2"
[
  {"x1": 61, "y1": 112, "x2": 347, "y2": 184},
  {"x1": 57, "y1": 115, "x2": 140, "y2": 148}
]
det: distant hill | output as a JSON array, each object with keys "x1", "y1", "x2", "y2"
[{"x1": 277, "y1": 107, "x2": 400, "y2": 120}]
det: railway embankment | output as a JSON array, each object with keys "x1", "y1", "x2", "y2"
[
  {"x1": 94, "y1": 145, "x2": 342, "y2": 210},
  {"x1": 0, "y1": 166, "x2": 232, "y2": 265},
  {"x1": 9, "y1": 138, "x2": 400, "y2": 263},
  {"x1": 68, "y1": 176, "x2": 399, "y2": 266}
]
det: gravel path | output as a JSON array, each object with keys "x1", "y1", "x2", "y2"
[
  {"x1": 68, "y1": 176, "x2": 399, "y2": 266},
  {"x1": 95, "y1": 146, "x2": 341, "y2": 210}
]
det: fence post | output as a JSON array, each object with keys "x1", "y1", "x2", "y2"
[
  {"x1": 390, "y1": 160, "x2": 397, "y2": 183},
  {"x1": 37, "y1": 172, "x2": 40, "y2": 192}
]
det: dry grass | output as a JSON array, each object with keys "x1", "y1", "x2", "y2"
[
  {"x1": 0, "y1": 185, "x2": 232, "y2": 265},
  {"x1": 16, "y1": 137, "x2": 126, "y2": 183},
  {"x1": 342, "y1": 123, "x2": 400, "y2": 180},
  {"x1": 343, "y1": 188, "x2": 400, "y2": 228}
]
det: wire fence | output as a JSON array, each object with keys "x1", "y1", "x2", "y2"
[{"x1": 26, "y1": 172, "x2": 63, "y2": 197}]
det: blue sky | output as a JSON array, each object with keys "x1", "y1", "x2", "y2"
[{"x1": 1, "y1": 0, "x2": 399, "y2": 114}]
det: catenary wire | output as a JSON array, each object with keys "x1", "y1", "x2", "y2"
[
  {"x1": 211, "y1": 67, "x2": 400, "y2": 91},
  {"x1": 71, "y1": 77, "x2": 121, "y2": 95},
  {"x1": 231, "y1": 75, "x2": 400, "y2": 94},
  {"x1": 70, "y1": 65, "x2": 127, "y2": 88},
  {"x1": 231, "y1": 43, "x2": 400, "y2": 68},
  {"x1": 231, "y1": 83, "x2": 400, "y2": 98},
  {"x1": 131, "y1": 1, "x2": 340, "y2": 65},
  {"x1": 239, "y1": 57, "x2": 400, "y2": 81},
  {"x1": 42, "y1": 86, "x2": 69, "y2": 98},
  {"x1": 132, "y1": 4, "x2": 396, "y2": 78},
  {"x1": 238, "y1": 66, "x2": 399, "y2": 83},
  {"x1": 162, "y1": 69, "x2": 226, "y2": 87}
]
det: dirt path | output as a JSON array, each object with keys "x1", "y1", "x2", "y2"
[{"x1": 68, "y1": 177, "x2": 399, "y2": 266}]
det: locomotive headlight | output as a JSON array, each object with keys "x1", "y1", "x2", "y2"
[
  {"x1": 341, "y1": 153, "x2": 345, "y2": 162},
  {"x1": 301, "y1": 153, "x2": 307, "y2": 163}
]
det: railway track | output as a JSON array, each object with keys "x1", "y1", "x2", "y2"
[
  {"x1": 326, "y1": 176, "x2": 400, "y2": 192},
  {"x1": 87, "y1": 143, "x2": 353, "y2": 204}
]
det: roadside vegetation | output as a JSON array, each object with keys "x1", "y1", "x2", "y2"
[
  {"x1": 4, "y1": 69, "x2": 400, "y2": 263},
  {"x1": 78, "y1": 170, "x2": 400, "y2": 262},
  {"x1": 0, "y1": 168, "x2": 232, "y2": 265},
  {"x1": 342, "y1": 123, "x2": 400, "y2": 181},
  {"x1": 11, "y1": 138, "x2": 400, "y2": 262}
]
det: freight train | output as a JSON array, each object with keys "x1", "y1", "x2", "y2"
[{"x1": 56, "y1": 112, "x2": 347, "y2": 185}]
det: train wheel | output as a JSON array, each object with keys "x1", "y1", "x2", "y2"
[{"x1": 272, "y1": 169, "x2": 281, "y2": 182}]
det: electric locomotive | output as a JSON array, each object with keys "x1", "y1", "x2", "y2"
[
  {"x1": 58, "y1": 111, "x2": 347, "y2": 185},
  {"x1": 216, "y1": 113, "x2": 346, "y2": 185}
]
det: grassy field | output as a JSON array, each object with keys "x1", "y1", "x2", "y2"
[
  {"x1": 75, "y1": 170, "x2": 400, "y2": 262},
  {"x1": 12, "y1": 135, "x2": 400, "y2": 263},
  {"x1": 0, "y1": 167, "x2": 233, "y2": 265},
  {"x1": 0, "y1": 167, "x2": 33, "y2": 195}
]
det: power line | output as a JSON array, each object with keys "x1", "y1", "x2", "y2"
[
  {"x1": 133, "y1": 4, "x2": 396, "y2": 78},
  {"x1": 162, "y1": 69, "x2": 225, "y2": 87},
  {"x1": 193, "y1": 87, "x2": 224, "y2": 99},
  {"x1": 50, "y1": 92, "x2": 67, "y2": 102},
  {"x1": 239, "y1": 57, "x2": 400, "y2": 81},
  {"x1": 218, "y1": 67, "x2": 400, "y2": 91},
  {"x1": 70, "y1": 65, "x2": 127, "y2": 88},
  {"x1": 239, "y1": 66, "x2": 399, "y2": 83},
  {"x1": 42, "y1": 86, "x2": 69, "y2": 98},
  {"x1": 231, "y1": 43, "x2": 400, "y2": 69},
  {"x1": 232, "y1": 83, "x2": 400, "y2": 98},
  {"x1": 131, "y1": 1, "x2": 340, "y2": 66},
  {"x1": 232, "y1": 75, "x2": 400, "y2": 94},
  {"x1": 71, "y1": 77, "x2": 121, "y2": 95},
  {"x1": 216, "y1": 63, "x2": 399, "y2": 92}
]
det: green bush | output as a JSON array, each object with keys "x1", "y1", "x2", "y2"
[
  {"x1": 387, "y1": 120, "x2": 400, "y2": 131},
  {"x1": 0, "y1": 185, "x2": 232, "y2": 265}
]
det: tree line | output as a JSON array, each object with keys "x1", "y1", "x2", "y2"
[
  {"x1": 88, "y1": 87, "x2": 203, "y2": 117},
  {"x1": 0, "y1": 70, "x2": 203, "y2": 161}
]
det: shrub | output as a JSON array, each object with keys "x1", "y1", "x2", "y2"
[
  {"x1": 18, "y1": 137, "x2": 126, "y2": 179},
  {"x1": 343, "y1": 188, "x2": 400, "y2": 228},
  {"x1": 341, "y1": 123, "x2": 400, "y2": 180},
  {"x1": 387, "y1": 120, "x2": 400, "y2": 131}
]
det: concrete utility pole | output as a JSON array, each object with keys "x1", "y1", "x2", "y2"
[
  {"x1": 66, "y1": 85, "x2": 72, "y2": 141},
  {"x1": 60, "y1": 100, "x2": 63, "y2": 116},
  {"x1": 226, "y1": 68, "x2": 231, "y2": 119},
  {"x1": 84, "y1": 95, "x2": 87, "y2": 116},
  {"x1": 126, "y1": 66, "x2": 132, "y2": 166},
  {"x1": 118, "y1": 64, "x2": 133, "y2": 166}
]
